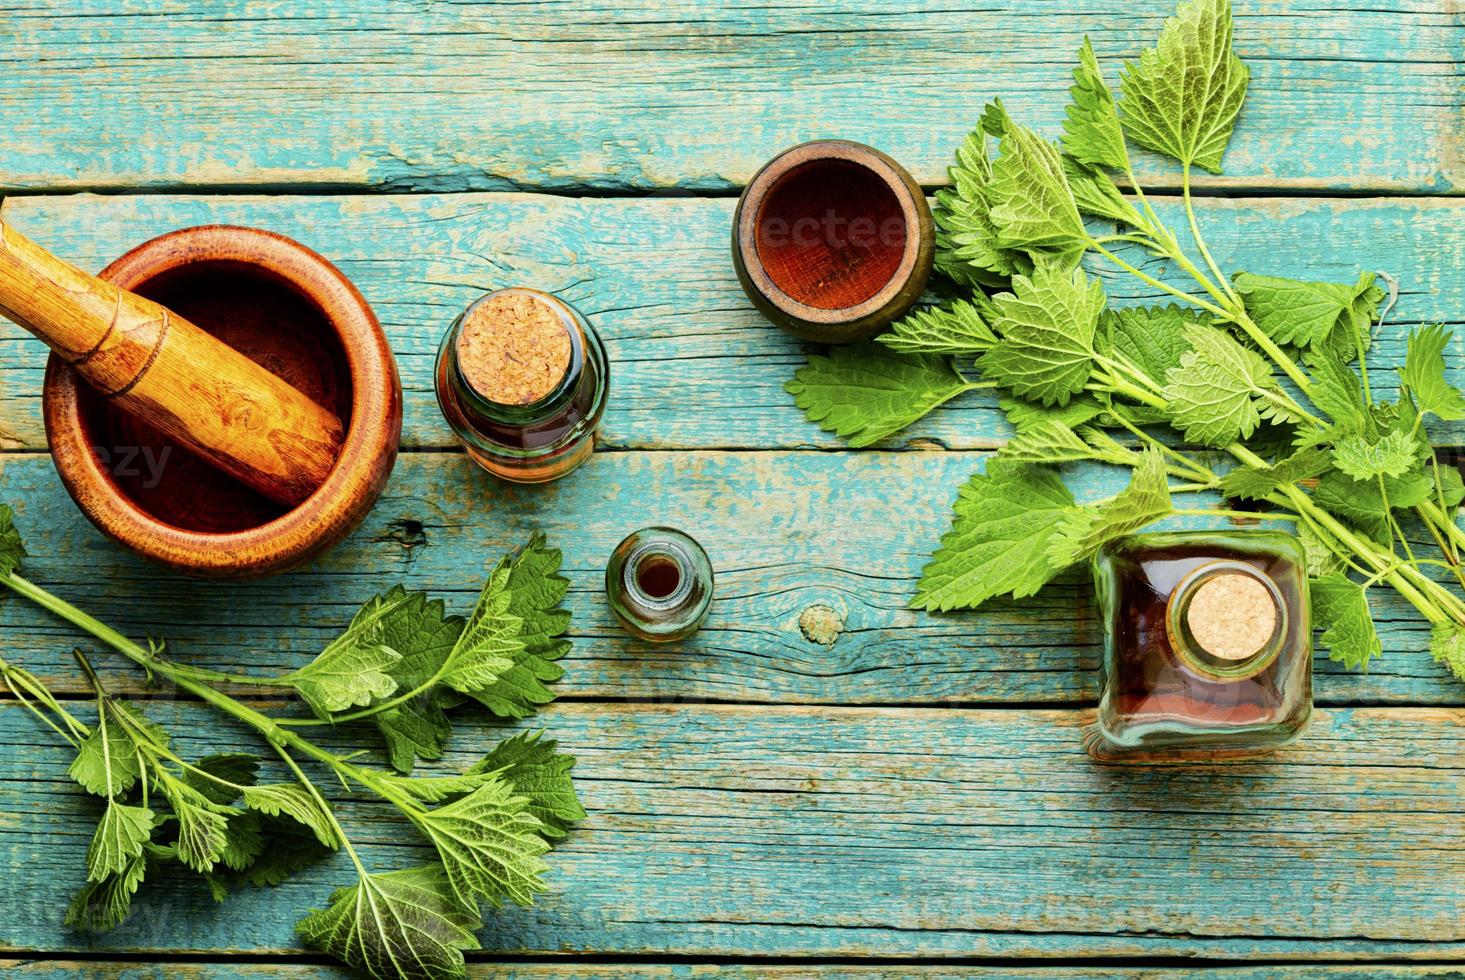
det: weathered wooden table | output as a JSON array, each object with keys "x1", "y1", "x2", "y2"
[{"x1": 2, "y1": 2, "x2": 1463, "y2": 977}]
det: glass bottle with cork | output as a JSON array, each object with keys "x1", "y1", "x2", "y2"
[
  {"x1": 1089, "y1": 529, "x2": 1313, "y2": 760},
  {"x1": 436, "y1": 287, "x2": 608, "y2": 483}
]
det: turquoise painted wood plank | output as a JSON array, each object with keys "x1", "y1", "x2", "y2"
[
  {"x1": 5, "y1": 964, "x2": 1465, "y2": 979},
  {"x1": 2, "y1": 701, "x2": 1465, "y2": 959},
  {"x1": 0, "y1": 450, "x2": 1457, "y2": 706},
  {"x1": 0, "y1": 1, "x2": 1458, "y2": 194},
  {"x1": 1, "y1": 193, "x2": 1463, "y2": 454}
]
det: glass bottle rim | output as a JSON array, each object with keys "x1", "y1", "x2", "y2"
[
  {"x1": 623, "y1": 538, "x2": 697, "y2": 612},
  {"x1": 1165, "y1": 559, "x2": 1288, "y2": 681}
]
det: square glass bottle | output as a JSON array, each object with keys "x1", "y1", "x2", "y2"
[{"x1": 1089, "y1": 530, "x2": 1312, "y2": 760}]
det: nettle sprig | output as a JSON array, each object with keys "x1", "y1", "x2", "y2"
[
  {"x1": 787, "y1": 0, "x2": 1465, "y2": 678},
  {"x1": 0, "y1": 504, "x2": 584, "y2": 980}
]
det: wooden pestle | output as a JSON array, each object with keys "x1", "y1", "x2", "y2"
[{"x1": 0, "y1": 220, "x2": 344, "y2": 508}]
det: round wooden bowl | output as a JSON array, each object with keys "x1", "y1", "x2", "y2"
[
  {"x1": 733, "y1": 140, "x2": 934, "y2": 343},
  {"x1": 43, "y1": 226, "x2": 402, "y2": 578}
]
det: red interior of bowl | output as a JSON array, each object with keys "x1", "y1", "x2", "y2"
[
  {"x1": 77, "y1": 260, "x2": 353, "y2": 533},
  {"x1": 753, "y1": 158, "x2": 908, "y2": 310}
]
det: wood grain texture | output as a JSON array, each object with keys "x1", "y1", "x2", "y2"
[
  {"x1": 4, "y1": 965, "x2": 1465, "y2": 980},
  {"x1": 1, "y1": 450, "x2": 1458, "y2": 706},
  {"x1": 1, "y1": 193, "x2": 1463, "y2": 454},
  {"x1": 0, "y1": 1, "x2": 1458, "y2": 194},
  {"x1": 3, "y1": 701, "x2": 1465, "y2": 959}
]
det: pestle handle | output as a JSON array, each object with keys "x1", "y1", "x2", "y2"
[{"x1": 0, "y1": 220, "x2": 345, "y2": 508}]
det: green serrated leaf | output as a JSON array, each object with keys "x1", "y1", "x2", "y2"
[
  {"x1": 996, "y1": 419, "x2": 1136, "y2": 467},
  {"x1": 0, "y1": 504, "x2": 26, "y2": 577},
  {"x1": 183, "y1": 753, "x2": 261, "y2": 806},
  {"x1": 87, "y1": 801, "x2": 155, "y2": 882},
  {"x1": 912, "y1": 462, "x2": 1077, "y2": 612},
  {"x1": 471, "y1": 732, "x2": 586, "y2": 840},
  {"x1": 160, "y1": 772, "x2": 235, "y2": 874},
  {"x1": 1311, "y1": 468, "x2": 1434, "y2": 542},
  {"x1": 999, "y1": 394, "x2": 1107, "y2": 432},
  {"x1": 68, "y1": 715, "x2": 141, "y2": 799},
  {"x1": 415, "y1": 779, "x2": 551, "y2": 909},
  {"x1": 1101, "y1": 304, "x2": 1201, "y2": 390},
  {"x1": 1064, "y1": 157, "x2": 1145, "y2": 227},
  {"x1": 1401, "y1": 323, "x2": 1465, "y2": 421},
  {"x1": 879, "y1": 298, "x2": 997, "y2": 356},
  {"x1": 281, "y1": 590, "x2": 410, "y2": 716},
  {"x1": 1233, "y1": 271, "x2": 1378, "y2": 350},
  {"x1": 1304, "y1": 348, "x2": 1369, "y2": 432},
  {"x1": 1332, "y1": 428, "x2": 1420, "y2": 481},
  {"x1": 235, "y1": 818, "x2": 333, "y2": 889},
  {"x1": 1430, "y1": 622, "x2": 1465, "y2": 681},
  {"x1": 983, "y1": 100, "x2": 1089, "y2": 267},
  {"x1": 219, "y1": 810, "x2": 266, "y2": 873},
  {"x1": 1220, "y1": 447, "x2": 1333, "y2": 501},
  {"x1": 933, "y1": 127, "x2": 1033, "y2": 285},
  {"x1": 468, "y1": 535, "x2": 574, "y2": 719},
  {"x1": 787, "y1": 345, "x2": 976, "y2": 447},
  {"x1": 1063, "y1": 36, "x2": 1129, "y2": 171},
  {"x1": 439, "y1": 564, "x2": 522, "y2": 696},
  {"x1": 1118, "y1": 0, "x2": 1249, "y2": 173},
  {"x1": 1311, "y1": 574, "x2": 1382, "y2": 670},
  {"x1": 1047, "y1": 449, "x2": 1172, "y2": 567},
  {"x1": 65, "y1": 851, "x2": 145, "y2": 933},
  {"x1": 1163, "y1": 323, "x2": 1276, "y2": 446},
  {"x1": 297, "y1": 864, "x2": 481, "y2": 980},
  {"x1": 978, "y1": 264, "x2": 1106, "y2": 406},
  {"x1": 241, "y1": 784, "x2": 340, "y2": 850},
  {"x1": 365, "y1": 588, "x2": 465, "y2": 773}
]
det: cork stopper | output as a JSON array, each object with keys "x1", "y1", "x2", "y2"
[
  {"x1": 456, "y1": 291, "x2": 573, "y2": 405},
  {"x1": 1185, "y1": 572, "x2": 1278, "y2": 661}
]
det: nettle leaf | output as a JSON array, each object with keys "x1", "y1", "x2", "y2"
[
  {"x1": 1064, "y1": 36, "x2": 1129, "y2": 171},
  {"x1": 440, "y1": 565, "x2": 522, "y2": 696},
  {"x1": 219, "y1": 810, "x2": 266, "y2": 872},
  {"x1": 1402, "y1": 323, "x2": 1465, "y2": 421},
  {"x1": 368, "y1": 589, "x2": 465, "y2": 772},
  {"x1": 415, "y1": 778, "x2": 551, "y2": 910},
  {"x1": 469, "y1": 535, "x2": 574, "y2": 719},
  {"x1": 183, "y1": 753, "x2": 260, "y2": 806},
  {"x1": 979, "y1": 264, "x2": 1106, "y2": 406},
  {"x1": 241, "y1": 784, "x2": 341, "y2": 850},
  {"x1": 1117, "y1": 0, "x2": 1249, "y2": 174},
  {"x1": 65, "y1": 851, "x2": 145, "y2": 933},
  {"x1": 912, "y1": 462, "x2": 1077, "y2": 612},
  {"x1": 879, "y1": 298, "x2": 997, "y2": 356},
  {"x1": 1048, "y1": 449, "x2": 1172, "y2": 567},
  {"x1": 1233, "y1": 271, "x2": 1380, "y2": 350},
  {"x1": 1000, "y1": 393, "x2": 1106, "y2": 432},
  {"x1": 0, "y1": 504, "x2": 26, "y2": 577},
  {"x1": 1064, "y1": 157, "x2": 1145, "y2": 227},
  {"x1": 297, "y1": 864, "x2": 481, "y2": 980},
  {"x1": 87, "y1": 801, "x2": 156, "y2": 882},
  {"x1": 1311, "y1": 469, "x2": 1435, "y2": 542},
  {"x1": 1220, "y1": 447, "x2": 1332, "y2": 501},
  {"x1": 281, "y1": 590, "x2": 413, "y2": 716},
  {"x1": 68, "y1": 716, "x2": 142, "y2": 798},
  {"x1": 471, "y1": 732, "x2": 586, "y2": 840},
  {"x1": 787, "y1": 345, "x2": 976, "y2": 448},
  {"x1": 1430, "y1": 622, "x2": 1465, "y2": 681},
  {"x1": 1332, "y1": 428, "x2": 1421, "y2": 482},
  {"x1": 159, "y1": 772, "x2": 235, "y2": 873},
  {"x1": 1101, "y1": 304, "x2": 1201, "y2": 390},
  {"x1": 1311, "y1": 574, "x2": 1381, "y2": 671},
  {"x1": 1163, "y1": 323, "x2": 1276, "y2": 446},
  {"x1": 934, "y1": 127, "x2": 1033, "y2": 284},
  {"x1": 984, "y1": 100, "x2": 1088, "y2": 267},
  {"x1": 1305, "y1": 348, "x2": 1369, "y2": 432},
  {"x1": 236, "y1": 819, "x2": 334, "y2": 888},
  {"x1": 996, "y1": 419, "x2": 1137, "y2": 468}
]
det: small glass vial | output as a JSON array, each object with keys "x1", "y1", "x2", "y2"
[
  {"x1": 1089, "y1": 530, "x2": 1312, "y2": 761},
  {"x1": 436, "y1": 288, "x2": 609, "y2": 483},
  {"x1": 605, "y1": 527, "x2": 714, "y2": 642}
]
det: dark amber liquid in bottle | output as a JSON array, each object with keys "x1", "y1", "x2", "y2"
[{"x1": 1093, "y1": 531, "x2": 1312, "y2": 758}]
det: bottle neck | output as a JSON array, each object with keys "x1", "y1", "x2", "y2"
[
  {"x1": 623, "y1": 539, "x2": 697, "y2": 615},
  {"x1": 1165, "y1": 561, "x2": 1287, "y2": 681}
]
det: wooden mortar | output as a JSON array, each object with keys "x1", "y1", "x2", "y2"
[{"x1": 30, "y1": 225, "x2": 401, "y2": 578}]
